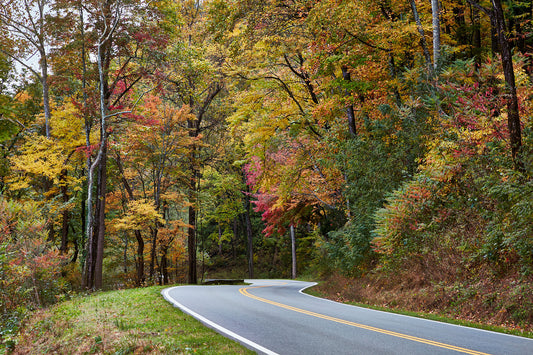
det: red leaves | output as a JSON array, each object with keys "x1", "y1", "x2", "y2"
[
  {"x1": 76, "y1": 144, "x2": 99, "y2": 158},
  {"x1": 133, "y1": 31, "x2": 152, "y2": 42},
  {"x1": 244, "y1": 156, "x2": 262, "y2": 188}
]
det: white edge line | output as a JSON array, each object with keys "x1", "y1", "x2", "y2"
[
  {"x1": 161, "y1": 287, "x2": 279, "y2": 355},
  {"x1": 297, "y1": 282, "x2": 533, "y2": 341}
]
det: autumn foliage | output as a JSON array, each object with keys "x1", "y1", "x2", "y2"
[{"x1": 0, "y1": 0, "x2": 532, "y2": 345}]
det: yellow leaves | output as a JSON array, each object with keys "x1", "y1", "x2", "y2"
[
  {"x1": 15, "y1": 91, "x2": 32, "y2": 104},
  {"x1": 10, "y1": 134, "x2": 66, "y2": 183},
  {"x1": 50, "y1": 102, "x2": 86, "y2": 148},
  {"x1": 8, "y1": 101, "x2": 85, "y2": 194},
  {"x1": 114, "y1": 200, "x2": 165, "y2": 231}
]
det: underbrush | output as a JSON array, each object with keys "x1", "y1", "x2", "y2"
[{"x1": 312, "y1": 271, "x2": 533, "y2": 337}]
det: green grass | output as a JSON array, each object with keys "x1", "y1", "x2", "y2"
[
  {"x1": 11, "y1": 286, "x2": 254, "y2": 354},
  {"x1": 304, "y1": 285, "x2": 533, "y2": 339}
]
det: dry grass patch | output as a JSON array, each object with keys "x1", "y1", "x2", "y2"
[{"x1": 310, "y1": 272, "x2": 533, "y2": 337}]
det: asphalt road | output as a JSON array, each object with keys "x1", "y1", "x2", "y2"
[{"x1": 162, "y1": 279, "x2": 533, "y2": 355}]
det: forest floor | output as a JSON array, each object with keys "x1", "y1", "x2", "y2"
[
  {"x1": 8, "y1": 286, "x2": 253, "y2": 355},
  {"x1": 310, "y1": 271, "x2": 533, "y2": 338}
]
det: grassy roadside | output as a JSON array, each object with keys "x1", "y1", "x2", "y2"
[
  {"x1": 7, "y1": 286, "x2": 253, "y2": 355},
  {"x1": 305, "y1": 280, "x2": 533, "y2": 339}
]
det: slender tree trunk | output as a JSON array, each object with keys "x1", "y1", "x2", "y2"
[
  {"x1": 431, "y1": 0, "x2": 441, "y2": 70},
  {"x1": 244, "y1": 187, "x2": 254, "y2": 279},
  {"x1": 161, "y1": 246, "x2": 169, "y2": 285},
  {"x1": 232, "y1": 218, "x2": 238, "y2": 259},
  {"x1": 84, "y1": 8, "x2": 112, "y2": 289},
  {"x1": 187, "y1": 128, "x2": 199, "y2": 284},
  {"x1": 94, "y1": 145, "x2": 107, "y2": 289},
  {"x1": 388, "y1": 54, "x2": 402, "y2": 106},
  {"x1": 290, "y1": 224, "x2": 297, "y2": 279},
  {"x1": 490, "y1": 15, "x2": 500, "y2": 55},
  {"x1": 41, "y1": 54, "x2": 51, "y2": 138},
  {"x1": 188, "y1": 202, "x2": 197, "y2": 284},
  {"x1": 79, "y1": 1, "x2": 93, "y2": 289},
  {"x1": 491, "y1": 0, "x2": 524, "y2": 171},
  {"x1": 71, "y1": 223, "x2": 79, "y2": 263},
  {"x1": 341, "y1": 66, "x2": 357, "y2": 137},
  {"x1": 409, "y1": 0, "x2": 433, "y2": 74},
  {"x1": 123, "y1": 234, "x2": 128, "y2": 274},
  {"x1": 472, "y1": 5, "x2": 482, "y2": 68},
  {"x1": 218, "y1": 224, "x2": 223, "y2": 255},
  {"x1": 149, "y1": 227, "x2": 158, "y2": 280},
  {"x1": 60, "y1": 169, "x2": 69, "y2": 254},
  {"x1": 136, "y1": 232, "x2": 145, "y2": 285}
]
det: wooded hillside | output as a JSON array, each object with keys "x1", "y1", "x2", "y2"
[{"x1": 1, "y1": 0, "x2": 532, "y2": 342}]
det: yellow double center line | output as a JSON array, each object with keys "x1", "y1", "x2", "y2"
[{"x1": 239, "y1": 286, "x2": 490, "y2": 355}]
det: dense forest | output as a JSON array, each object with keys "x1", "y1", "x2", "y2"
[{"x1": 1, "y1": 0, "x2": 532, "y2": 342}]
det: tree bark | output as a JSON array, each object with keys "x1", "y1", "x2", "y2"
[
  {"x1": 491, "y1": 0, "x2": 524, "y2": 171},
  {"x1": 409, "y1": 0, "x2": 433, "y2": 75},
  {"x1": 136, "y1": 232, "x2": 145, "y2": 285},
  {"x1": 161, "y1": 246, "x2": 169, "y2": 285},
  {"x1": 431, "y1": 0, "x2": 441, "y2": 69},
  {"x1": 218, "y1": 224, "x2": 223, "y2": 255},
  {"x1": 149, "y1": 227, "x2": 158, "y2": 280},
  {"x1": 244, "y1": 186, "x2": 254, "y2": 279},
  {"x1": 341, "y1": 66, "x2": 357, "y2": 137},
  {"x1": 187, "y1": 118, "x2": 199, "y2": 284},
  {"x1": 472, "y1": 5, "x2": 482, "y2": 68},
  {"x1": 60, "y1": 169, "x2": 69, "y2": 254},
  {"x1": 290, "y1": 224, "x2": 297, "y2": 279},
  {"x1": 40, "y1": 53, "x2": 51, "y2": 138},
  {"x1": 94, "y1": 145, "x2": 107, "y2": 289},
  {"x1": 188, "y1": 202, "x2": 197, "y2": 284}
]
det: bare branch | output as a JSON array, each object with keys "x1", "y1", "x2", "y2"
[
  {"x1": 106, "y1": 85, "x2": 156, "y2": 119},
  {"x1": 0, "y1": 48, "x2": 42, "y2": 79},
  {"x1": 465, "y1": 0, "x2": 492, "y2": 16}
]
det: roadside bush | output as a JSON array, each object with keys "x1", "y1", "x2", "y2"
[
  {"x1": 0, "y1": 198, "x2": 66, "y2": 351},
  {"x1": 372, "y1": 56, "x2": 533, "y2": 280}
]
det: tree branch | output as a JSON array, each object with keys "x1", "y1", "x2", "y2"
[
  {"x1": 343, "y1": 29, "x2": 391, "y2": 52},
  {"x1": 465, "y1": 0, "x2": 492, "y2": 16}
]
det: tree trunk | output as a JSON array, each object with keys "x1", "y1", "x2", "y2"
[
  {"x1": 71, "y1": 223, "x2": 79, "y2": 264},
  {"x1": 490, "y1": 15, "x2": 500, "y2": 55},
  {"x1": 244, "y1": 187, "x2": 254, "y2": 279},
  {"x1": 149, "y1": 227, "x2": 158, "y2": 280},
  {"x1": 472, "y1": 5, "x2": 482, "y2": 68},
  {"x1": 491, "y1": 0, "x2": 524, "y2": 171},
  {"x1": 431, "y1": 0, "x2": 441, "y2": 69},
  {"x1": 123, "y1": 234, "x2": 128, "y2": 274},
  {"x1": 341, "y1": 66, "x2": 357, "y2": 137},
  {"x1": 187, "y1": 123, "x2": 199, "y2": 284},
  {"x1": 60, "y1": 169, "x2": 69, "y2": 254},
  {"x1": 84, "y1": 7, "x2": 113, "y2": 289},
  {"x1": 409, "y1": 0, "x2": 433, "y2": 75},
  {"x1": 135, "y1": 231, "x2": 145, "y2": 285},
  {"x1": 232, "y1": 218, "x2": 238, "y2": 259},
  {"x1": 290, "y1": 224, "x2": 297, "y2": 279},
  {"x1": 218, "y1": 224, "x2": 223, "y2": 255},
  {"x1": 188, "y1": 202, "x2": 197, "y2": 284},
  {"x1": 94, "y1": 146, "x2": 107, "y2": 289},
  {"x1": 41, "y1": 53, "x2": 51, "y2": 138},
  {"x1": 161, "y1": 246, "x2": 169, "y2": 285}
]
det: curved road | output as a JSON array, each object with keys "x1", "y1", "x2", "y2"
[{"x1": 162, "y1": 279, "x2": 532, "y2": 355}]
